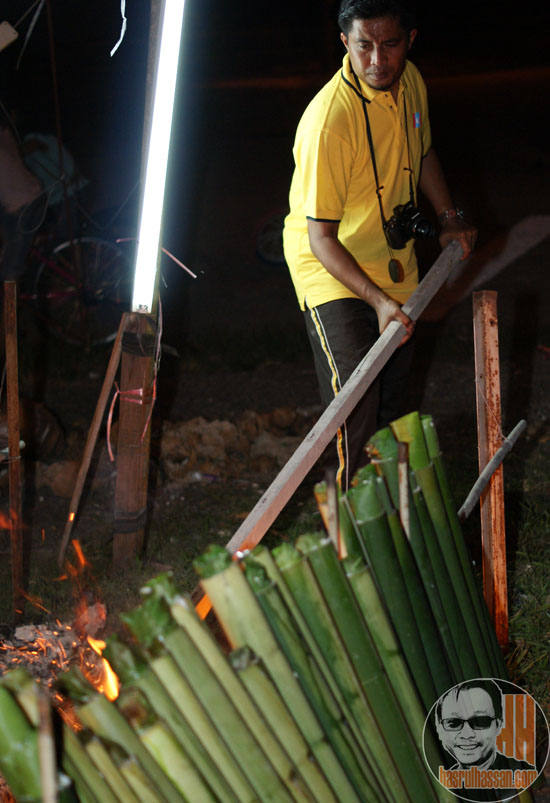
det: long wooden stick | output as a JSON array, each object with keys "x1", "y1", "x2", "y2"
[
  {"x1": 57, "y1": 313, "x2": 129, "y2": 567},
  {"x1": 3, "y1": 281, "x2": 24, "y2": 616},
  {"x1": 195, "y1": 242, "x2": 463, "y2": 618},
  {"x1": 473, "y1": 291, "x2": 508, "y2": 647}
]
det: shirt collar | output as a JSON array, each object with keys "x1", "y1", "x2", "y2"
[{"x1": 341, "y1": 53, "x2": 407, "y2": 104}]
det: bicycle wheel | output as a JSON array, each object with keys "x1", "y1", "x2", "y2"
[{"x1": 32, "y1": 236, "x2": 132, "y2": 347}]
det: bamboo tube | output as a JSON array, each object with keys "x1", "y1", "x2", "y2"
[
  {"x1": 268, "y1": 541, "x2": 401, "y2": 800},
  {"x1": 372, "y1": 417, "x2": 482, "y2": 679},
  {"x1": 60, "y1": 672, "x2": 185, "y2": 802},
  {"x1": 195, "y1": 546, "x2": 360, "y2": 803},
  {"x1": 374, "y1": 472, "x2": 463, "y2": 684},
  {"x1": 0, "y1": 685, "x2": 42, "y2": 801},
  {"x1": 314, "y1": 481, "x2": 363, "y2": 559},
  {"x1": 122, "y1": 579, "x2": 298, "y2": 802},
  {"x1": 85, "y1": 737, "x2": 141, "y2": 803},
  {"x1": 104, "y1": 634, "x2": 239, "y2": 803},
  {"x1": 167, "y1": 592, "x2": 320, "y2": 803},
  {"x1": 37, "y1": 685, "x2": 58, "y2": 803},
  {"x1": 408, "y1": 471, "x2": 480, "y2": 679},
  {"x1": 162, "y1": 626, "x2": 296, "y2": 803},
  {"x1": 230, "y1": 647, "x2": 338, "y2": 803},
  {"x1": 295, "y1": 532, "x2": 440, "y2": 803},
  {"x1": 343, "y1": 559, "x2": 447, "y2": 774},
  {"x1": 391, "y1": 412, "x2": 497, "y2": 676},
  {"x1": 416, "y1": 460, "x2": 496, "y2": 675},
  {"x1": 421, "y1": 414, "x2": 507, "y2": 676},
  {"x1": 251, "y1": 543, "x2": 385, "y2": 797},
  {"x1": 63, "y1": 727, "x2": 119, "y2": 803},
  {"x1": 348, "y1": 478, "x2": 454, "y2": 693},
  {"x1": 375, "y1": 477, "x2": 455, "y2": 692},
  {"x1": 139, "y1": 718, "x2": 218, "y2": 802},
  {"x1": 62, "y1": 752, "x2": 98, "y2": 803},
  {"x1": 149, "y1": 651, "x2": 258, "y2": 803},
  {"x1": 119, "y1": 757, "x2": 164, "y2": 803},
  {"x1": 244, "y1": 555, "x2": 381, "y2": 802},
  {"x1": 343, "y1": 480, "x2": 437, "y2": 709},
  {"x1": 0, "y1": 669, "x2": 76, "y2": 802}
]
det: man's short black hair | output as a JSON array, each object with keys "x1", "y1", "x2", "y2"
[
  {"x1": 338, "y1": 0, "x2": 417, "y2": 35},
  {"x1": 435, "y1": 679, "x2": 504, "y2": 724}
]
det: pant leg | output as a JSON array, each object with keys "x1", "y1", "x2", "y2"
[{"x1": 304, "y1": 297, "x2": 414, "y2": 489}]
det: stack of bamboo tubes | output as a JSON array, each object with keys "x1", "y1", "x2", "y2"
[{"x1": 0, "y1": 412, "x2": 535, "y2": 802}]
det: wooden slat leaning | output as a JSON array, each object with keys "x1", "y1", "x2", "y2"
[{"x1": 195, "y1": 241, "x2": 463, "y2": 619}]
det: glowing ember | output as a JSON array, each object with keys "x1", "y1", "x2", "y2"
[{"x1": 0, "y1": 540, "x2": 120, "y2": 723}]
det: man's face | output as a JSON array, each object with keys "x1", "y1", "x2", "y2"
[
  {"x1": 436, "y1": 687, "x2": 503, "y2": 768},
  {"x1": 340, "y1": 16, "x2": 416, "y2": 98}
]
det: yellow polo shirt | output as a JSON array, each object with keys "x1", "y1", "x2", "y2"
[{"x1": 283, "y1": 55, "x2": 432, "y2": 310}]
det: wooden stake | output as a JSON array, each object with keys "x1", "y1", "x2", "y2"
[
  {"x1": 112, "y1": 312, "x2": 157, "y2": 566},
  {"x1": 3, "y1": 281, "x2": 24, "y2": 617},
  {"x1": 473, "y1": 291, "x2": 508, "y2": 647}
]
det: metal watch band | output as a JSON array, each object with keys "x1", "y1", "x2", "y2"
[{"x1": 439, "y1": 208, "x2": 464, "y2": 223}]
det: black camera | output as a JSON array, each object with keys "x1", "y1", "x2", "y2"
[{"x1": 383, "y1": 201, "x2": 435, "y2": 250}]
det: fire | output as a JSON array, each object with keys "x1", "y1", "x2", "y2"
[
  {"x1": 0, "y1": 540, "x2": 120, "y2": 725},
  {"x1": 85, "y1": 637, "x2": 120, "y2": 701}
]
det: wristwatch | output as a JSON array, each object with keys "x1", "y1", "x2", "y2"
[{"x1": 439, "y1": 208, "x2": 464, "y2": 223}]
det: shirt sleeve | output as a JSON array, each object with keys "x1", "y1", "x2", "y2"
[{"x1": 294, "y1": 127, "x2": 355, "y2": 222}]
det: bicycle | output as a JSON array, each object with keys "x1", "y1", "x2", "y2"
[
  {"x1": 20, "y1": 228, "x2": 133, "y2": 349},
  {"x1": 10, "y1": 126, "x2": 137, "y2": 349}
]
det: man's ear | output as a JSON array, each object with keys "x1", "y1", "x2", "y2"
[
  {"x1": 408, "y1": 28, "x2": 418, "y2": 50},
  {"x1": 340, "y1": 31, "x2": 349, "y2": 52}
]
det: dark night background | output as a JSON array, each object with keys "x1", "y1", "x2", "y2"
[{"x1": 2, "y1": 1, "x2": 550, "y2": 354}]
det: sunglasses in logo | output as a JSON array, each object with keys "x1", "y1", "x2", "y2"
[{"x1": 441, "y1": 716, "x2": 496, "y2": 732}]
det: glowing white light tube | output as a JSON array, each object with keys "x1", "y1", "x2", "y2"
[{"x1": 132, "y1": 0, "x2": 186, "y2": 312}]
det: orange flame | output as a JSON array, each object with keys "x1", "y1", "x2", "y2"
[{"x1": 86, "y1": 637, "x2": 120, "y2": 701}]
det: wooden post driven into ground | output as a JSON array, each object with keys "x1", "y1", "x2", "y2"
[
  {"x1": 473, "y1": 291, "x2": 508, "y2": 647},
  {"x1": 194, "y1": 241, "x2": 463, "y2": 618},
  {"x1": 3, "y1": 281, "x2": 24, "y2": 616},
  {"x1": 112, "y1": 312, "x2": 157, "y2": 566}
]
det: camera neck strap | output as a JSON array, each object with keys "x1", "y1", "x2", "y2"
[{"x1": 351, "y1": 69, "x2": 415, "y2": 227}]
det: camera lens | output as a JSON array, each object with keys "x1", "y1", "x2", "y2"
[{"x1": 412, "y1": 218, "x2": 436, "y2": 239}]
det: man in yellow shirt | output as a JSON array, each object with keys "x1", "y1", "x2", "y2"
[{"x1": 283, "y1": 0, "x2": 477, "y2": 489}]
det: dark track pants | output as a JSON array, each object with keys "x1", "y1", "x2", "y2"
[{"x1": 304, "y1": 297, "x2": 414, "y2": 490}]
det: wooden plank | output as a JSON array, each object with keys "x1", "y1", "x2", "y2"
[
  {"x1": 224, "y1": 240, "x2": 463, "y2": 557},
  {"x1": 57, "y1": 313, "x2": 128, "y2": 567},
  {"x1": 473, "y1": 291, "x2": 508, "y2": 647},
  {"x1": 3, "y1": 281, "x2": 24, "y2": 617}
]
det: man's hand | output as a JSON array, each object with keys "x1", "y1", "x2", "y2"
[
  {"x1": 374, "y1": 295, "x2": 415, "y2": 346},
  {"x1": 439, "y1": 217, "x2": 478, "y2": 261}
]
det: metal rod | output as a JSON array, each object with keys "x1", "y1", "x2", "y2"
[{"x1": 458, "y1": 419, "x2": 526, "y2": 521}]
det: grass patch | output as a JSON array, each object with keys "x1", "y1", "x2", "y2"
[{"x1": 508, "y1": 497, "x2": 550, "y2": 709}]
